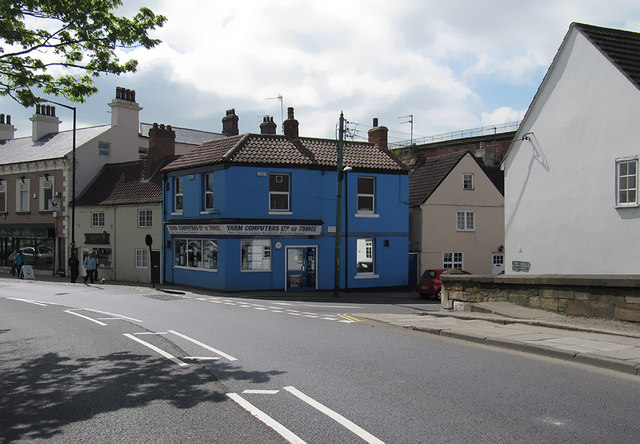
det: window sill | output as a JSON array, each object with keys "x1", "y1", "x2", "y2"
[
  {"x1": 354, "y1": 273, "x2": 380, "y2": 280},
  {"x1": 200, "y1": 210, "x2": 218, "y2": 215},
  {"x1": 355, "y1": 213, "x2": 379, "y2": 218},
  {"x1": 171, "y1": 211, "x2": 183, "y2": 216},
  {"x1": 269, "y1": 211, "x2": 292, "y2": 215},
  {"x1": 174, "y1": 265, "x2": 218, "y2": 273},
  {"x1": 456, "y1": 229, "x2": 475, "y2": 232},
  {"x1": 241, "y1": 269, "x2": 272, "y2": 273},
  {"x1": 16, "y1": 211, "x2": 31, "y2": 215},
  {"x1": 137, "y1": 226, "x2": 152, "y2": 229},
  {"x1": 615, "y1": 203, "x2": 639, "y2": 209}
]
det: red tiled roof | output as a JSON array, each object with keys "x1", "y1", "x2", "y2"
[{"x1": 162, "y1": 134, "x2": 407, "y2": 173}]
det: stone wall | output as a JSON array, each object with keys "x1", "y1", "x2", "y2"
[{"x1": 440, "y1": 274, "x2": 640, "y2": 323}]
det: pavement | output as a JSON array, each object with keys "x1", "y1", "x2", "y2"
[
  {"x1": 5, "y1": 268, "x2": 640, "y2": 376},
  {"x1": 359, "y1": 301, "x2": 640, "y2": 377}
]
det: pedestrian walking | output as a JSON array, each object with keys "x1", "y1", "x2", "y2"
[
  {"x1": 83, "y1": 251, "x2": 97, "y2": 284},
  {"x1": 14, "y1": 249, "x2": 25, "y2": 278},
  {"x1": 68, "y1": 251, "x2": 79, "y2": 283},
  {"x1": 9, "y1": 249, "x2": 17, "y2": 276}
]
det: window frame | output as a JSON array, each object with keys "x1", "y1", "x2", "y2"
[
  {"x1": 91, "y1": 211, "x2": 105, "y2": 228},
  {"x1": 355, "y1": 237, "x2": 377, "y2": 277},
  {"x1": 463, "y1": 173, "x2": 474, "y2": 190},
  {"x1": 443, "y1": 252, "x2": 464, "y2": 269},
  {"x1": 357, "y1": 176, "x2": 376, "y2": 214},
  {"x1": 16, "y1": 178, "x2": 30, "y2": 213},
  {"x1": 269, "y1": 173, "x2": 290, "y2": 213},
  {"x1": 39, "y1": 176, "x2": 55, "y2": 212},
  {"x1": 0, "y1": 179, "x2": 6, "y2": 213},
  {"x1": 241, "y1": 239, "x2": 271, "y2": 272},
  {"x1": 174, "y1": 176, "x2": 183, "y2": 213},
  {"x1": 174, "y1": 238, "x2": 218, "y2": 271},
  {"x1": 615, "y1": 157, "x2": 639, "y2": 207},
  {"x1": 204, "y1": 172, "x2": 214, "y2": 211},
  {"x1": 138, "y1": 209, "x2": 153, "y2": 228},
  {"x1": 135, "y1": 249, "x2": 148, "y2": 268},
  {"x1": 456, "y1": 210, "x2": 475, "y2": 231}
]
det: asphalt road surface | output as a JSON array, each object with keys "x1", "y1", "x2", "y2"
[{"x1": 1, "y1": 278, "x2": 639, "y2": 443}]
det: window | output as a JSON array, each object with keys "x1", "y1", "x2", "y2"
[
  {"x1": 456, "y1": 211, "x2": 475, "y2": 231},
  {"x1": 269, "y1": 173, "x2": 290, "y2": 212},
  {"x1": 92, "y1": 211, "x2": 105, "y2": 227},
  {"x1": 174, "y1": 238, "x2": 217, "y2": 270},
  {"x1": 241, "y1": 239, "x2": 271, "y2": 271},
  {"x1": 0, "y1": 180, "x2": 6, "y2": 213},
  {"x1": 16, "y1": 178, "x2": 29, "y2": 212},
  {"x1": 357, "y1": 177, "x2": 375, "y2": 213},
  {"x1": 98, "y1": 141, "x2": 111, "y2": 156},
  {"x1": 443, "y1": 252, "x2": 463, "y2": 269},
  {"x1": 138, "y1": 210, "x2": 153, "y2": 228},
  {"x1": 136, "y1": 249, "x2": 148, "y2": 268},
  {"x1": 463, "y1": 174, "x2": 474, "y2": 190},
  {"x1": 616, "y1": 158, "x2": 638, "y2": 206},
  {"x1": 492, "y1": 254, "x2": 504, "y2": 267},
  {"x1": 40, "y1": 176, "x2": 54, "y2": 211},
  {"x1": 174, "y1": 177, "x2": 183, "y2": 212},
  {"x1": 204, "y1": 172, "x2": 214, "y2": 210},
  {"x1": 356, "y1": 238, "x2": 374, "y2": 274}
]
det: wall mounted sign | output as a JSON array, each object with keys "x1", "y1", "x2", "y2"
[
  {"x1": 167, "y1": 223, "x2": 322, "y2": 236},
  {"x1": 85, "y1": 232, "x2": 110, "y2": 244},
  {"x1": 512, "y1": 261, "x2": 531, "y2": 272}
]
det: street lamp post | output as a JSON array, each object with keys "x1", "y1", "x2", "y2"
[
  {"x1": 39, "y1": 98, "x2": 76, "y2": 265},
  {"x1": 343, "y1": 166, "x2": 352, "y2": 292},
  {"x1": 333, "y1": 112, "x2": 345, "y2": 297}
]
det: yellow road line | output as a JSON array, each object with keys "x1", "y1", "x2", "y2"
[{"x1": 337, "y1": 313, "x2": 361, "y2": 322}]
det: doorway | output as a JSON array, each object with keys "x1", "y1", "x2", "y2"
[{"x1": 286, "y1": 246, "x2": 317, "y2": 291}]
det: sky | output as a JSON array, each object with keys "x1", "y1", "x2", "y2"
[{"x1": 2, "y1": 0, "x2": 640, "y2": 145}]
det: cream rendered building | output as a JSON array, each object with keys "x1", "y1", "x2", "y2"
[{"x1": 410, "y1": 151, "x2": 504, "y2": 276}]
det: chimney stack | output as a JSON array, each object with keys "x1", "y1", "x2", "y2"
[
  {"x1": 108, "y1": 86, "x2": 142, "y2": 131},
  {"x1": 30, "y1": 104, "x2": 61, "y2": 142},
  {"x1": 143, "y1": 122, "x2": 176, "y2": 179},
  {"x1": 222, "y1": 108, "x2": 239, "y2": 136},
  {"x1": 0, "y1": 114, "x2": 16, "y2": 141},
  {"x1": 260, "y1": 116, "x2": 277, "y2": 135},
  {"x1": 283, "y1": 107, "x2": 299, "y2": 139},
  {"x1": 368, "y1": 117, "x2": 388, "y2": 149}
]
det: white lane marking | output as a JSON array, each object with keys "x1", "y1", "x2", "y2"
[
  {"x1": 34, "y1": 300, "x2": 62, "y2": 306},
  {"x1": 273, "y1": 302, "x2": 294, "y2": 306},
  {"x1": 226, "y1": 393, "x2": 306, "y2": 444},
  {"x1": 64, "y1": 310, "x2": 107, "y2": 326},
  {"x1": 133, "y1": 331, "x2": 168, "y2": 335},
  {"x1": 302, "y1": 315, "x2": 319, "y2": 318},
  {"x1": 83, "y1": 308, "x2": 142, "y2": 322},
  {"x1": 339, "y1": 320, "x2": 354, "y2": 323},
  {"x1": 254, "y1": 307, "x2": 268, "y2": 311},
  {"x1": 123, "y1": 333, "x2": 188, "y2": 367},
  {"x1": 7, "y1": 297, "x2": 47, "y2": 306},
  {"x1": 183, "y1": 356, "x2": 221, "y2": 361},
  {"x1": 321, "y1": 317, "x2": 337, "y2": 321},
  {"x1": 283, "y1": 386, "x2": 384, "y2": 444},
  {"x1": 242, "y1": 389, "x2": 280, "y2": 394},
  {"x1": 167, "y1": 330, "x2": 238, "y2": 362},
  {"x1": 195, "y1": 298, "x2": 208, "y2": 301}
]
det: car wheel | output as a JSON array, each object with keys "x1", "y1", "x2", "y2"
[{"x1": 436, "y1": 289, "x2": 442, "y2": 301}]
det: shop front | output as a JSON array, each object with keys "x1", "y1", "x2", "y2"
[{"x1": 0, "y1": 225, "x2": 57, "y2": 271}]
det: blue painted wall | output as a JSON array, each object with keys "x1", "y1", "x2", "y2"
[{"x1": 163, "y1": 165, "x2": 408, "y2": 291}]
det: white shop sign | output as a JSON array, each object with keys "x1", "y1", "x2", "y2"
[{"x1": 167, "y1": 224, "x2": 322, "y2": 236}]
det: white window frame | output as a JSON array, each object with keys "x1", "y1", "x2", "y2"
[
  {"x1": 0, "y1": 180, "x2": 6, "y2": 213},
  {"x1": 241, "y1": 239, "x2": 271, "y2": 271},
  {"x1": 174, "y1": 176, "x2": 183, "y2": 213},
  {"x1": 16, "y1": 178, "x2": 30, "y2": 213},
  {"x1": 269, "y1": 173, "x2": 290, "y2": 213},
  {"x1": 136, "y1": 249, "x2": 148, "y2": 268},
  {"x1": 173, "y1": 238, "x2": 218, "y2": 271},
  {"x1": 463, "y1": 173, "x2": 474, "y2": 190},
  {"x1": 456, "y1": 211, "x2": 475, "y2": 231},
  {"x1": 616, "y1": 157, "x2": 639, "y2": 207},
  {"x1": 138, "y1": 209, "x2": 153, "y2": 228},
  {"x1": 357, "y1": 176, "x2": 375, "y2": 215},
  {"x1": 91, "y1": 211, "x2": 105, "y2": 227},
  {"x1": 443, "y1": 252, "x2": 463, "y2": 269},
  {"x1": 204, "y1": 172, "x2": 214, "y2": 211},
  {"x1": 355, "y1": 237, "x2": 378, "y2": 278},
  {"x1": 39, "y1": 176, "x2": 54, "y2": 212}
]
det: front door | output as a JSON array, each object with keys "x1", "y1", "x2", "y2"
[{"x1": 286, "y1": 246, "x2": 317, "y2": 291}]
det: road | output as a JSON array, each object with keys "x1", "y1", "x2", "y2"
[{"x1": 1, "y1": 278, "x2": 639, "y2": 443}]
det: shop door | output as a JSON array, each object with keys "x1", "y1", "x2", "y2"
[{"x1": 286, "y1": 247, "x2": 317, "y2": 291}]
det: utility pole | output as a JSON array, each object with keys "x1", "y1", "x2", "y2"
[
  {"x1": 400, "y1": 114, "x2": 414, "y2": 145},
  {"x1": 333, "y1": 112, "x2": 345, "y2": 297},
  {"x1": 266, "y1": 95, "x2": 284, "y2": 134}
]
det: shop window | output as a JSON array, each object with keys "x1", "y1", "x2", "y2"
[
  {"x1": 174, "y1": 238, "x2": 217, "y2": 271},
  {"x1": 16, "y1": 178, "x2": 29, "y2": 212},
  {"x1": 241, "y1": 239, "x2": 271, "y2": 271}
]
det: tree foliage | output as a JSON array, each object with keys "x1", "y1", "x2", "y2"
[{"x1": 0, "y1": 0, "x2": 167, "y2": 106}]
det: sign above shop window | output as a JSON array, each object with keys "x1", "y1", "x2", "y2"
[
  {"x1": 167, "y1": 223, "x2": 322, "y2": 236},
  {"x1": 85, "y1": 232, "x2": 110, "y2": 244}
]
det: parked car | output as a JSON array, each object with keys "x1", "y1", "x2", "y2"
[
  {"x1": 419, "y1": 268, "x2": 471, "y2": 300},
  {"x1": 21, "y1": 245, "x2": 53, "y2": 266}
]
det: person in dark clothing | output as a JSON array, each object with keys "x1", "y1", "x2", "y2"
[
  {"x1": 68, "y1": 252, "x2": 79, "y2": 283},
  {"x1": 14, "y1": 249, "x2": 25, "y2": 278}
]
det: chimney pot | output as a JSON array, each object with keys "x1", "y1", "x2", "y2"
[
  {"x1": 283, "y1": 107, "x2": 299, "y2": 139},
  {"x1": 7, "y1": 115, "x2": 10, "y2": 125},
  {"x1": 0, "y1": 114, "x2": 4, "y2": 124},
  {"x1": 368, "y1": 118, "x2": 388, "y2": 150},
  {"x1": 260, "y1": 115, "x2": 277, "y2": 135},
  {"x1": 222, "y1": 108, "x2": 239, "y2": 136},
  {"x1": 373, "y1": 117, "x2": 378, "y2": 127}
]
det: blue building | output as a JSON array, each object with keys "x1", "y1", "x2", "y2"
[{"x1": 161, "y1": 108, "x2": 409, "y2": 292}]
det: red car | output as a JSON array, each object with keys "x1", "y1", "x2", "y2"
[{"x1": 418, "y1": 268, "x2": 471, "y2": 300}]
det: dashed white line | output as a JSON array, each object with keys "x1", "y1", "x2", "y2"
[
  {"x1": 226, "y1": 393, "x2": 306, "y2": 444},
  {"x1": 123, "y1": 333, "x2": 188, "y2": 367},
  {"x1": 242, "y1": 389, "x2": 280, "y2": 394},
  {"x1": 284, "y1": 386, "x2": 384, "y2": 444},
  {"x1": 83, "y1": 308, "x2": 142, "y2": 322},
  {"x1": 183, "y1": 356, "x2": 221, "y2": 361},
  {"x1": 167, "y1": 330, "x2": 238, "y2": 362},
  {"x1": 7, "y1": 297, "x2": 47, "y2": 306},
  {"x1": 64, "y1": 310, "x2": 107, "y2": 326}
]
